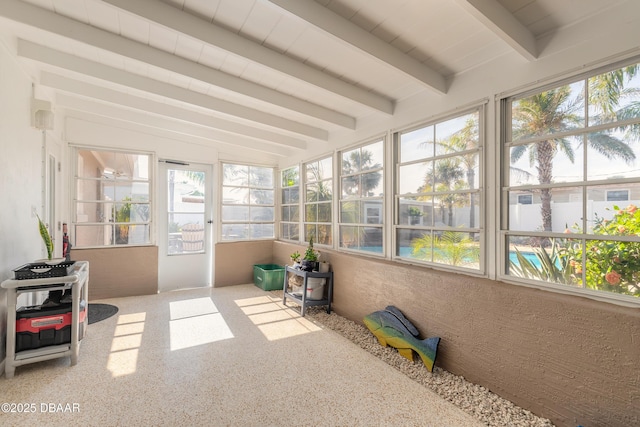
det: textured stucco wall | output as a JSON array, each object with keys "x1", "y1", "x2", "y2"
[
  {"x1": 214, "y1": 240, "x2": 275, "y2": 287},
  {"x1": 273, "y1": 241, "x2": 640, "y2": 427},
  {"x1": 73, "y1": 246, "x2": 158, "y2": 300}
]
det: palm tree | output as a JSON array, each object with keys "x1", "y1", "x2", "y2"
[
  {"x1": 511, "y1": 67, "x2": 638, "y2": 231},
  {"x1": 437, "y1": 114, "x2": 479, "y2": 227},
  {"x1": 341, "y1": 148, "x2": 382, "y2": 197},
  {"x1": 421, "y1": 157, "x2": 465, "y2": 227}
]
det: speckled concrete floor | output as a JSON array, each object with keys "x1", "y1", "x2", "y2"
[{"x1": 0, "y1": 284, "x2": 482, "y2": 427}]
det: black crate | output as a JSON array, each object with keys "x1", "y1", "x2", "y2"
[{"x1": 13, "y1": 261, "x2": 76, "y2": 280}]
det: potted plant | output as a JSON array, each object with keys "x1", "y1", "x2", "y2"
[
  {"x1": 300, "y1": 237, "x2": 319, "y2": 271},
  {"x1": 290, "y1": 251, "x2": 301, "y2": 268},
  {"x1": 36, "y1": 214, "x2": 54, "y2": 261}
]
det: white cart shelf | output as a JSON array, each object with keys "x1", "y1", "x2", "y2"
[
  {"x1": 1, "y1": 261, "x2": 89, "y2": 378},
  {"x1": 282, "y1": 265, "x2": 333, "y2": 317}
]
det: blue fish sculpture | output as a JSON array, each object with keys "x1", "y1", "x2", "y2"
[{"x1": 363, "y1": 305, "x2": 440, "y2": 372}]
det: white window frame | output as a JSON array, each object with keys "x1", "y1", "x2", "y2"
[
  {"x1": 279, "y1": 165, "x2": 300, "y2": 242},
  {"x1": 338, "y1": 138, "x2": 385, "y2": 255},
  {"x1": 499, "y1": 57, "x2": 640, "y2": 304},
  {"x1": 303, "y1": 156, "x2": 333, "y2": 246},
  {"x1": 393, "y1": 107, "x2": 484, "y2": 274},
  {"x1": 72, "y1": 146, "x2": 153, "y2": 249},
  {"x1": 220, "y1": 162, "x2": 275, "y2": 241}
]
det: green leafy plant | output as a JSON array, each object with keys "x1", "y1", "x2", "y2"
[
  {"x1": 36, "y1": 214, "x2": 53, "y2": 260},
  {"x1": 408, "y1": 206, "x2": 423, "y2": 217},
  {"x1": 564, "y1": 205, "x2": 640, "y2": 296},
  {"x1": 290, "y1": 251, "x2": 301, "y2": 263},
  {"x1": 303, "y1": 236, "x2": 319, "y2": 262},
  {"x1": 509, "y1": 239, "x2": 574, "y2": 285},
  {"x1": 410, "y1": 230, "x2": 479, "y2": 267}
]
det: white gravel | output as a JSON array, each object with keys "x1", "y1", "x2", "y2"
[{"x1": 302, "y1": 305, "x2": 555, "y2": 427}]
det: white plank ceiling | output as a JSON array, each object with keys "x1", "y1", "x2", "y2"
[{"x1": 0, "y1": 0, "x2": 628, "y2": 158}]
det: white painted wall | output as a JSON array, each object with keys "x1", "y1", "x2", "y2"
[{"x1": 0, "y1": 41, "x2": 49, "y2": 364}]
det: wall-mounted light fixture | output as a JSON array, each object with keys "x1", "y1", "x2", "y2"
[{"x1": 31, "y1": 97, "x2": 54, "y2": 130}]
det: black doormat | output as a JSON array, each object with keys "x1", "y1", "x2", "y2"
[{"x1": 88, "y1": 303, "x2": 119, "y2": 324}]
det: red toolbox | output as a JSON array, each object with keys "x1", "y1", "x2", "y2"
[{"x1": 15, "y1": 301, "x2": 87, "y2": 352}]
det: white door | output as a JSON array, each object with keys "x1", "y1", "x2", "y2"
[{"x1": 158, "y1": 161, "x2": 213, "y2": 292}]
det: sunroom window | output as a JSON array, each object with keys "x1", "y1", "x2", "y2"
[
  {"x1": 339, "y1": 139, "x2": 384, "y2": 254},
  {"x1": 502, "y1": 60, "x2": 640, "y2": 300},
  {"x1": 280, "y1": 166, "x2": 300, "y2": 241},
  {"x1": 73, "y1": 148, "x2": 151, "y2": 248},
  {"x1": 221, "y1": 163, "x2": 274, "y2": 240},
  {"x1": 394, "y1": 109, "x2": 483, "y2": 271},
  {"x1": 304, "y1": 157, "x2": 332, "y2": 245}
]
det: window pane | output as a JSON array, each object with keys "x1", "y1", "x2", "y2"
[
  {"x1": 74, "y1": 224, "x2": 113, "y2": 247},
  {"x1": 281, "y1": 166, "x2": 299, "y2": 187},
  {"x1": 363, "y1": 141, "x2": 384, "y2": 171},
  {"x1": 436, "y1": 112, "x2": 479, "y2": 154},
  {"x1": 74, "y1": 149, "x2": 151, "y2": 249},
  {"x1": 587, "y1": 125, "x2": 640, "y2": 180},
  {"x1": 281, "y1": 223, "x2": 299, "y2": 241},
  {"x1": 362, "y1": 171, "x2": 383, "y2": 197},
  {"x1": 319, "y1": 157, "x2": 333, "y2": 179},
  {"x1": 305, "y1": 204, "x2": 317, "y2": 222},
  {"x1": 250, "y1": 223, "x2": 274, "y2": 239},
  {"x1": 511, "y1": 81, "x2": 585, "y2": 142},
  {"x1": 399, "y1": 162, "x2": 430, "y2": 194},
  {"x1": 282, "y1": 206, "x2": 291, "y2": 222},
  {"x1": 400, "y1": 126, "x2": 434, "y2": 163},
  {"x1": 339, "y1": 225, "x2": 358, "y2": 249},
  {"x1": 223, "y1": 164, "x2": 248, "y2": 185},
  {"x1": 282, "y1": 187, "x2": 299, "y2": 204},
  {"x1": 588, "y1": 67, "x2": 640, "y2": 126},
  {"x1": 222, "y1": 206, "x2": 249, "y2": 221},
  {"x1": 396, "y1": 228, "x2": 430, "y2": 259},
  {"x1": 250, "y1": 189, "x2": 274, "y2": 205},
  {"x1": 317, "y1": 202, "x2": 331, "y2": 222},
  {"x1": 506, "y1": 235, "x2": 581, "y2": 287},
  {"x1": 306, "y1": 183, "x2": 318, "y2": 202},
  {"x1": 342, "y1": 148, "x2": 360, "y2": 174},
  {"x1": 341, "y1": 175, "x2": 361, "y2": 198},
  {"x1": 169, "y1": 219, "x2": 204, "y2": 254},
  {"x1": 317, "y1": 224, "x2": 332, "y2": 245},
  {"x1": 250, "y1": 166, "x2": 273, "y2": 188},
  {"x1": 318, "y1": 180, "x2": 332, "y2": 201},
  {"x1": 223, "y1": 187, "x2": 248, "y2": 204},
  {"x1": 430, "y1": 193, "x2": 477, "y2": 228},
  {"x1": 398, "y1": 229, "x2": 479, "y2": 268},
  {"x1": 586, "y1": 184, "x2": 640, "y2": 233},
  {"x1": 508, "y1": 187, "x2": 582, "y2": 232},
  {"x1": 509, "y1": 137, "x2": 584, "y2": 186},
  {"x1": 307, "y1": 159, "x2": 332, "y2": 181},
  {"x1": 107, "y1": 182, "x2": 149, "y2": 202},
  {"x1": 251, "y1": 206, "x2": 274, "y2": 222},
  {"x1": 76, "y1": 202, "x2": 104, "y2": 223},
  {"x1": 222, "y1": 224, "x2": 248, "y2": 240},
  {"x1": 340, "y1": 201, "x2": 361, "y2": 223},
  {"x1": 362, "y1": 227, "x2": 383, "y2": 253},
  {"x1": 77, "y1": 150, "x2": 150, "y2": 180},
  {"x1": 305, "y1": 224, "x2": 316, "y2": 242},
  {"x1": 399, "y1": 197, "x2": 432, "y2": 226},
  {"x1": 364, "y1": 202, "x2": 383, "y2": 224},
  {"x1": 290, "y1": 205, "x2": 299, "y2": 222}
]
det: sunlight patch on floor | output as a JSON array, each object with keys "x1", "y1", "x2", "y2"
[
  {"x1": 235, "y1": 295, "x2": 321, "y2": 341},
  {"x1": 107, "y1": 312, "x2": 146, "y2": 377},
  {"x1": 169, "y1": 297, "x2": 234, "y2": 351}
]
